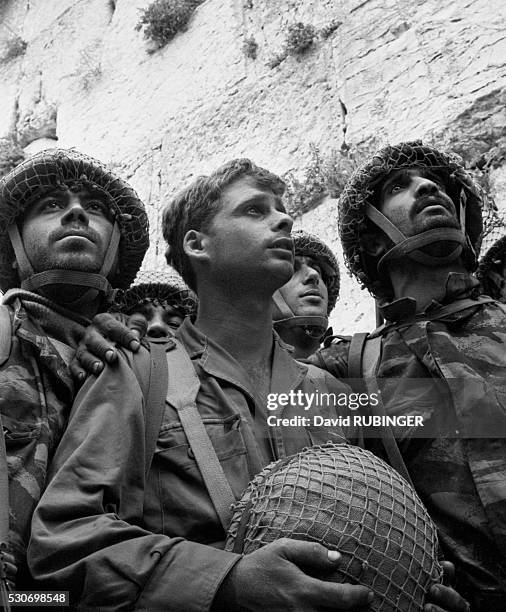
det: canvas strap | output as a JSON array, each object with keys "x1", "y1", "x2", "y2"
[{"x1": 165, "y1": 343, "x2": 235, "y2": 531}]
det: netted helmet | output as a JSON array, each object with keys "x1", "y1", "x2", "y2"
[
  {"x1": 272, "y1": 230, "x2": 340, "y2": 339},
  {"x1": 476, "y1": 223, "x2": 506, "y2": 300},
  {"x1": 292, "y1": 230, "x2": 340, "y2": 313},
  {"x1": 117, "y1": 269, "x2": 198, "y2": 317},
  {"x1": 226, "y1": 443, "x2": 442, "y2": 612},
  {"x1": 0, "y1": 148, "x2": 149, "y2": 297},
  {"x1": 339, "y1": 141, "x2": 484, "y2": 298}
]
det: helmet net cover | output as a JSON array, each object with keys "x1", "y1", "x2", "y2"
[
  {"x1": 338, "y1": 141, "x2": 484, "y2": 298},
  {"x1": 226, "y1": 443, "x2": 442, "y2": 612},
  {"x1": 117, "y1": 269, "x2": 198, "y2": 317},
  {"x1": 292, "y1": 229, "x2": 340, "y2": 313},
  {"x1": 0, "y1": 148, "x2": 149, "y2": 292}
]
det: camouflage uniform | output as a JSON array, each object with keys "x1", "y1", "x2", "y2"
[
  {"x1": 0, "y1": 149, "x2": 149, "y2": 590},
  {"x1": 309, "y1": 142, "x2": 506, "y2": 611},
  {"x1": 1, "y1": 293, "x2": 82, "y2": 587}
]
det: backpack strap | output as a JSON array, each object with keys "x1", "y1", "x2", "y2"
[
  {"x1": 349, "y1": 332, "x2": 414, "y2": 487},
  {"x1": 348, "y1": 332, "x2": 369, "y2": 380},
  {"x1": 0, "y1": 305, "x2": 13, "y2": 609},
  {"x1": 165, "y1": 341, "x2": 235, "y2": 532},
  {"x1": 143, "y1": 339, "x2": 170, "y2": 477}
]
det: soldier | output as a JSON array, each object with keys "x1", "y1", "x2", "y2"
[
  {"x1": 0, "y1": 149, "x2": 149, "y2": 597},
  {"x1": 476, "y1": 227, "x2": 506, "y2": 303},
  {"x1": 113, "y1": 269, "x2": 197, "y2": 337},
  {"x1": 272, "y1": 229, "x2": 339, "y2": 359},
  {"x1": 310, "y1": 141, "x2": 506, "y2": 611},
  {"x1": 30, "y1": 159, "x2": 380, "y2": 611}
]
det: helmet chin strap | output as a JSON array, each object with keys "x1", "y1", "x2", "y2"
[
  {"x1": 8, "y1": 222, "x2": 121, "y2": 308},
  {"x1": 272, "y1": 292, "x2": 328, "y2": 339},
  {"x1": 364, "y1": 203, "x2": 467, "y2": 278}
]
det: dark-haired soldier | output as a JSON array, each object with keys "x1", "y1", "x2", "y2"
[
  {"x1": 29, "y1": 159, "x2": 376, "y2": 611},
  {"x1": 310, "y1": 142, "x2": 506, "y2": 611},
  {"x1": 0, "y1": 149, "x2": 149, "y2": 596},
  {"x1": 476, "y1": 227, "x2": 506, "y2": 303},
  {"x1": 113, "y1": 269, "x2": 197, "y2": 337},
  {"x1": 272, "y1": 229, "x2": 339, "y2": 359}
]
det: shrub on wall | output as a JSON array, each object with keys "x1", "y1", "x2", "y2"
[
  {"x1": 285, "y1": 22, "x2": 316, "y2": 56},
  {"x1": 136, "y1": 0, "x2": 204, "y2": 50},
  {"x1": 242, "y1": 36, "x2": 258, "y2": 59}
]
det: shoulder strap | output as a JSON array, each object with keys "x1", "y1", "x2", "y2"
[
  {"x1": 0, "y1": 305, "x2": 12, "y2": 368},
  {"x1": 349, "y1": 332, "x2": 414, "y2": 487},
  {"x1": 0, "y1": 307, "x2": 13, "y2": 608},
  {"x1": 348, "y1": 332, "x2": 369, "y2": 379},
  {"x1": 143, "y1": 340, "x2": 170, "y2": 477},
  {"x1": 165, "y1": 342, "x2": 235, "y2": 531}
]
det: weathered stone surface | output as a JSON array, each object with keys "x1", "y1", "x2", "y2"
[{"x1": 0, "y1": 0, "x2": 504, "y2": 332}]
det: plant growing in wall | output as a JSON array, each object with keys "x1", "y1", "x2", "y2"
[
  {"x1": 1, "y1": 22, "x2": 27, "y2": 62},
  {"x1": 242, "y1": 36, "x2": 258, "y2": 59},
  {"x1": 136, "y1": 0, "x2": 204, "y2": 50},
  {"x1": 285, "y1": 22, "x2": 316, "y2": 56},
  {"x1": 0, "y1": 137, "x2": 24, "y2": 177}
]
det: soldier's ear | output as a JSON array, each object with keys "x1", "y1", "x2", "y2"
[
  {"x1": 12, "y1": 260, "x2": 18, "y2": 270},
  {"x1": 183, "y1": 230, "x2": 209, "y2": 263},
  {"x1": 361, "y1": 232, "x2": 388, "y2": 257}
]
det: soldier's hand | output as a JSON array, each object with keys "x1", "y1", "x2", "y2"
[
  {"x1": 69, "y1": 312, "x2": 147, "y2": 383},
  {"x1": 212, "y1": 538, "x2": 374, "y2": 611},
  {"x1": 0, "y1": 550, "x2": 17, "y2": 590},
  {"x1": 424, "y1": 562, "x2": 469, "y2": 612}
]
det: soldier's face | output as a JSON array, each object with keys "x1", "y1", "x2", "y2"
[
  {"x1": 20, "y1": 187, "x2": 114, "y2": 274},
  {"x1": 132, "y1": 302, "x2": 185, "y2": 338},
  {"x1": 200, "y1": 175, "x2": 294, "y2": 291},
  {"x1": 378, "y1": 168, "x2": 460, "y2": 237},
  {"x1": 276, "y1": 255, "x2": 328, "y2": 317}
]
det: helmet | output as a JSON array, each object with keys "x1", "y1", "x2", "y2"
[
  {"x1": 272, "y1": 230, "x2": 340, "y2": 338},
  {"x1": 338, "y1": 141, "x2": 484, "y2": 299},
  {"x1": 226, "y1": 443, "x2": 442, "y2": 612},
  {"x1": 0, "y1": 148, "x2": 149, "y2": 300},
  {"x1": 117, "y1": 268, "x2": 198, "y2": 317},
  {"x1": 476, "y1": 224, "x2": 506, "y2": 300}
]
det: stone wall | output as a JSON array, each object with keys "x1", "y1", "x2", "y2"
[{"x1": 1, "y1": 0, "x2": 504, "y2": 332}]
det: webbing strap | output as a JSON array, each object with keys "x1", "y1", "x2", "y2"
[
  {"x1": 375, "y1": 296, "x2": 496, "y2": 336},
  {"x1": 0, "y1": 307, "x2": 12, "y2": 368},
  {"x1": 165, "y1": 343, "x2": 235, "y2": 531},
  {"x1": 349, "y1": 331, "x2": 414, "y2": 487},
  {"x1": 143, "y1": 341, "x2": 170, "y2": 477},
  {"x1": 272, "y1": 292, "x2": 295, "y2": 320},
  {"x1": 347, "y1": 332, "x2": 368, "y2": 380},
  {"x1": 21, "y1": 270, "x2": 112, "y2": 293},
  {"x1": 0, "y1": 306, "x2": 13, "y2": 607}
]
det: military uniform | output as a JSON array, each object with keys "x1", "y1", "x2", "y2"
[
  {"x1": 29, "y1": 318, "x2": 352, "y2": 610},
  {"x1": 311, "y1": 274, "x2": 506, "y2": 609},
  {"x1": 1, "y1": 291, "x2": 84, "y2": 587}
]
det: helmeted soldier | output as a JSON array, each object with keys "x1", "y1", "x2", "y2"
[
  {"x1": 0, "y1": 148, "x2": 149, "y2": 597},
  {"x1": 476, "y1": 225, "x2": 506, "y2": 303},
  {"x1": 310, "y1": 141, "x2": 506, "y2": 611},
  {"x1": 114, "y1": 269, "x2": 197, "y2": 338},
  {"x1": 272, "y1": 229, "x2": 339, "y2": 358}
]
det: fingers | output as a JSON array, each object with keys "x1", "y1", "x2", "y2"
[
  {"x1": 275, "y1": 539, "x2": 374, "y2": 609},
  {"x1": 276, "y1": 538, "x2": 342, "y2": 572},
  {"x1": 125, "y1": 313, "x2": 148, "y2": 344},
  {"x1": 425, "y1": 584, "x2": 470, "y2": 612},
  {"x1": 300, "y1": 576, "x2": 374, "y2": 610},
  {"x1": 441, "y1": 561, "x2": 455, "y2": 587},
  {"x1": 1, "y1": 551, "x2": 17, "y2": 584},
  {"x1": 92, "y1": 313, "x2": 141, "y2": 352}
]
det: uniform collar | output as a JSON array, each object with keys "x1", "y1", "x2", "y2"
[
  {"x1": 379, "y1": 272, "x2": 481, "y2": 322},
  {"x1": 176, "y1": 318, "x2": 307, "y2": 402}
]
